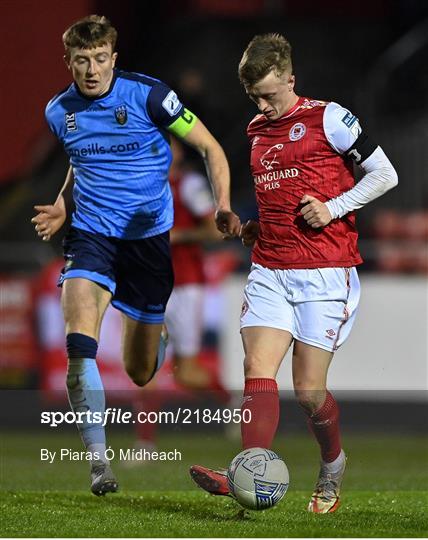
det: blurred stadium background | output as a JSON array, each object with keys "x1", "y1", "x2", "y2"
[{"x1": 1, "y1": 0, "x2": 427, "y2": 443}]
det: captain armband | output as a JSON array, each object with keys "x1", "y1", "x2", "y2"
[
  {"x1": 346, "y1": 132, "x2": 378, "y2": 165},
  {"x1": 167, "y1": 108, "x2": 198, "y2": 138}
]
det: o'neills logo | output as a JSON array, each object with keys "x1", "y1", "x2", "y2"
[{"x1": 254, "y1": 168, "x2": 299, "y2": 190}]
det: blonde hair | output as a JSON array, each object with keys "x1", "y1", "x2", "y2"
[
  {"x1": 238, "y1": 33, "x2": 292, "y2": 87},
  {"x1": 63, "y1": 15, "x2": 117, "y2": 57}
]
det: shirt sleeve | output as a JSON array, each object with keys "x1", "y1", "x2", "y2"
[
  {"x1": 323, "y1": 102, "x2": 398, "y2": 219},
  {"x1": 325, "y1": 146, "x2": 398, "y2": 219},
  {"x1": 45, "y1": 101, "x2": 61, "y2": 141},
  {"x1": 146, "y1": 82, "x2": 184, "y2": 127},
  {"x1": 323, "y1": 102, "x2": 363, "y2": 154},
  {"x1": 146, "y1": 82, "x2": 198, "y2": 137}
]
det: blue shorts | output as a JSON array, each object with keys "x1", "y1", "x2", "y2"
[{"x1": 59, "y1": 227, "x2": 174, "y2": 324}]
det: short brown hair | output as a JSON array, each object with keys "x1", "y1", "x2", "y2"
[
  {"x1": 238, "y1": 33, "x2": 292, "y2": 87},
  {"x1": 63, "y1": 15, "x2": 117, "y2": 57}
]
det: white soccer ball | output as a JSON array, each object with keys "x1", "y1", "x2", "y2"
[{"x1": 227, "y1": 447, "x2": 289, "y2": 510}]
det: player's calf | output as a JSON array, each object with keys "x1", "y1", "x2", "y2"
[
  {"x1": 65, "y1": 333, "x2": 110, "y2": 466},
  {"x1": 123, "y1": 324, "x2": 168, "y2": 387}
]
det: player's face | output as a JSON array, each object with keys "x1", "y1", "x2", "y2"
[
  {"x1": 66, "y1": 43, "x2": 118, "y2": 97},
  {"x1": 246, "y1": 70, "x2": 296, "y2": 120}
]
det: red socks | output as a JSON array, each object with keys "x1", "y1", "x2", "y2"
[
  {"x1": 240, "y1": 380, "x2": 341, "y2": 462},
  {"x1": 241, "y1": 378, "x2": 279, "y2": 449},
  {"x1": 305, "y1": 390, "x2": 341, "y2": 463}
]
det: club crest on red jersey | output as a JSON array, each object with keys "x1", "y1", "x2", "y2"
[{"x1": 289, "y1": 122, "x2": 306, "y2": 141}]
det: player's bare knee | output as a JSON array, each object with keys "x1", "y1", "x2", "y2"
[
  {"x1": 294, "y1": 375, "x2": 325, "y2": 407},
  {"x1": 294, "y1": 388, "x2": 326, "y2": 414},
  {"x1": 243, "y1": 354, "x2": 269, "y2": 378},
  {"x1": 62, "y1": 301, "x2": 103, "y2": 337},
  {"x1": 125, "y1": 354, "x2": 157, "y2": 387},
  {"x1": 126, "y1": 366, "x2": 152, "y2": 387}
]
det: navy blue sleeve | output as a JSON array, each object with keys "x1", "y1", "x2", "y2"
[{"x1": 146, "y1": 83, "x2": 185, "y2": 127}]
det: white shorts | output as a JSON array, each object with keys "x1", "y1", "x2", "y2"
[
  {"x1": 240, "y1": 264, "x2": 360, "y2": 352},
  {"x1": 165, "y1": 284, "x2": 204, "y2": 357}
]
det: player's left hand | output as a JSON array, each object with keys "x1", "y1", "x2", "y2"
[
  {"x1": 300, "y1": 195, "x2": 333, "y2": 228},
  {"x1": 215, "y1": 209, "x2": 241, "y2": 239},
  {"x1": 240, "y1": 220, "x2": 260, "y2": 247}
]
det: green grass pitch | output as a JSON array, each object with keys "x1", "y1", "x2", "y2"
[{"x1": 1, "y1": 430, "x2": 427, "y2": 537}]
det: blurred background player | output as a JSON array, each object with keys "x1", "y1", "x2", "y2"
[
  {"x1": 131, "y1": 138, "x2": 230, "y2": 453},
  {"x1": 190, "y1": 33, "x2": 398, "y2": 513},
  {"x1": 166, "y1": 139, "x2": 224, "y2": 389},
  {"x1": 31, "y1": 15, "x2": 240, "y2": 496}
]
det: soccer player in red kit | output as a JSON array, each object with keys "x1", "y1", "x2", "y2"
[{"x1": 190, "y1": 33, "x2": 398, "y2": 513}]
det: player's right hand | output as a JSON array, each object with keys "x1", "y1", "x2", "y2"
[
  {"x1": 215, "y1": 209, "x2": 241, "y2": 239},
  {"x1": 31, "y1": 196, "x2": 66, "y2": 241},
  {"x1": 239, "y1": 220, "x2": 260, "y2": 247}
]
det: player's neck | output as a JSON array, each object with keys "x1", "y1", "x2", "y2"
[{"x1": 282, "y1": 93, "x2": 299, "y2": 117}]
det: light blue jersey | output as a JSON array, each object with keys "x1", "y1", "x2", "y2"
[{"x1": 46, "y1": 70, "x2": 194, "y2": 239}]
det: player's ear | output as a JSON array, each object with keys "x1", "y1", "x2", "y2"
[
  {"x1": 288, "y1": 74, "x2": 295, "y2": 91},
  {"x1": 63, "y1": 54, "x2": 71, "y2": 70},
  {"x1": 112, "y1": 52, "x2": 118, "y2": 67}
]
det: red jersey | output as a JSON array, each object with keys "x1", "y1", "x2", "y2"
[
  {"x1": 248, "y1": 96, "x2": 363, "y2": 269},
  {"x1": 170, "y1": 171, "x2": 214, "y2": 285}
]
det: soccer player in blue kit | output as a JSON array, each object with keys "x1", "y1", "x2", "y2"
[{"x1": 32, "y1": 15, "x2": 240, "y2": 495}]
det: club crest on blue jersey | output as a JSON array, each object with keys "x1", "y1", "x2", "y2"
[
  {"x1": 65, "y1": 112, "x2": 77, "y2": 132},
  {"x1": 115, "y1": 105, "x2": 128, "y2": 125}
]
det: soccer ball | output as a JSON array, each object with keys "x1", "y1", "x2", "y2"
[{"x1": 227, "y1": 447, "x2": 289, "y2": 510}]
